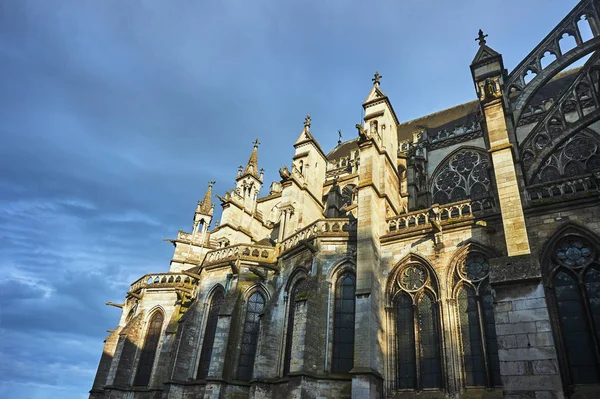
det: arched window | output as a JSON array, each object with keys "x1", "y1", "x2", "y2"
[
  {"x1": 390, "y1": 261, "x2": 442, "y2": 390},
  {"x1": 133, "y1": 310, "x2": 164, "y2": 387},
  {"x1": 332, "y1": 273, "x2": 355, "y2": 373},
  {"x1": 452, "y1": 251, "x2": 502, "y2": 388},
  {"x1": 431, "y1": 148, "x2": 492, "y2": 205},
  {"x1": 283, "y1": 278, "x2": 306, "y2": 375},
  {"x1": 238, "y1": 291, "x2": 266, "y2": 380},
  {"x1": 545, "y1": 234, "x2": 600, "y2": 387},
  {"x1": 197, "y1": 287, "x2": 225, "y2": 379}
]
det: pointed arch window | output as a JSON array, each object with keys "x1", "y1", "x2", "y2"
[
  {"x1": 545, "y1": 235, "x2": 600, "y2": 387},
  {"x1": 431, "y1": 148, "x2": 492, "y2": 205},
  {"x1": 238, "y1": 291, "x2": 266, "y2": 380},
  {"x1": 390, "y1": 262, "x2": 443, "y2": 390},
  {"x1": 197, "y1": 287, "x2": 224, "y2": 379},
  {"x1": 283, "y1": 277, "x2": 307, "y2": 375},
  {"x1": 133, "y1": 310, "x2": 164, "y2": 387},
  {"x1": 332, "y1": 273, "x2": 355, "y2": 373},
  {"x1": 452, "y1": 252, "x2": 501, "y2": 388}
]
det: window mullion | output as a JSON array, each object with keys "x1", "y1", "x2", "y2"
[{"x1": 414, "y1": 302, "x2": 422, "y2": 391}]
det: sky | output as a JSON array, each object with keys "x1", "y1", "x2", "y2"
[{"x1": 0, "y1": 1, "x2": 582, "y2": 398}]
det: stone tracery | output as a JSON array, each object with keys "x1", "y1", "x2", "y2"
[{"x1": 431, "y1": 148, "x2": 492, "y2": 205}]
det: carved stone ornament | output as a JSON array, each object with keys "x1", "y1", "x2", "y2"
[{"x1": 398, "y1": 264, "x2": 427, "y2": 291}]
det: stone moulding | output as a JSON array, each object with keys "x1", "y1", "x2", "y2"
[{"x1": 489, "y1": 254, "x2": 542, "y2": 285}]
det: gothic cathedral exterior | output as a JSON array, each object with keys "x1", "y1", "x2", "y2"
[{"x1": 90, "y1": 1, "x2": 600, "y2": 398}]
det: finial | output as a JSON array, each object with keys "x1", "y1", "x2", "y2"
[
  {"x1": 253, "y1": 138, "x2": 260, "y2": 147},
  {"x1": 208, "y1": 180, "x2": 215, "y2": 188},
  {"x1": 304, "y1": 114, "x2": 311, "y2": 129},
  {"x1": 476, "y1": 29, "x2": 488, "y2": 46},
  {"x1": 337, "y1": 129, "x2": 342, "y2": 145},
  {"x1": 372, "y1": 71, "x2": 382, "y2": 86}
]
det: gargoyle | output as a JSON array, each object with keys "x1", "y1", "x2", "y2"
[
  {"x1": 356, "y1": 124, "x2": 369, "y2": 141},
  {"x1": 279, "y1": 165, "x2": 291, "y2": 180}
]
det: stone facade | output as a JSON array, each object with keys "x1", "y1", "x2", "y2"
[{"x1": 90, "y1": 1, "x2": 600, "y2": 398}]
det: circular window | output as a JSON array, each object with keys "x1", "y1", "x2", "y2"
[{"x1": 398, "y1": 264, "x2": 427, "y2": 291}]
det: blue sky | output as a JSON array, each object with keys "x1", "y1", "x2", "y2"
[{"x1": 0, "y1": 1, "x2": 580, "y2": 398}]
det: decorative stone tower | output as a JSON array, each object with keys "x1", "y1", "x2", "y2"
[{"x1": 352, "y1": 72, "x2": 402, "y2": 398}]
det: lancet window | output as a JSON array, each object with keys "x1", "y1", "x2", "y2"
[
  {"x1": 197, "y1": 287, "x2": 225, "y2": 379},
  {"x1": 332, "y1": 273, "x2": 356, "y2": 373},
  {"x1": 451, "y1": 250, "x2": 502, "y2": 388},
  {"x1": 283, "y1": 274, "x2": 311, "y2": 375},
  {"x1": 431, "y1": 148, "x2": 492, "y2": 205},
  {"x1": 389, "y1": 260, "x2": 443, "y2": 390},
  {"x1": 544, "y1": 232, "x2": 600, "y2": 387},
  {"x1": 133, "y1": 310, "x2": 164, "y2": 387},
  {"x1": 237, "y1": 291, "x2": 266, "y2": 380}
]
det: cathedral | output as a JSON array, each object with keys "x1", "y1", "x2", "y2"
[{"x1": 90, "y1": 1, "x2": 600, "y2": 398}]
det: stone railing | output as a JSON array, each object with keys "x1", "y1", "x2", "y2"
[
  {"x1": 130, "y1": 273, "x2": 196, "y2": 293},
  {"x1": 202, "y1": 244, "x2": 277, "y2": 268},
  {"x1": 386, "y1": 197, "x2": 496, "y2": 234},
  {"x1": 326, "y1": 156, "x2": 358, "y2": 177},
  {"x1": 524, "y1": 173, "x2": 600, "y2": 205},
  {"x1": 279, "y1": 218, "x2": 356, "y2": 253}
]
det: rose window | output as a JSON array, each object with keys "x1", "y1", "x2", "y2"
[
  {"x1": 555, "y1": 237, "x2": 595, "y2": 268},
  {"x1": 399, "y1": 265, "x2": 427, "y2": 291},
  {"x1": 460, "y1": 253, "x2": 490, "y2": 281}
]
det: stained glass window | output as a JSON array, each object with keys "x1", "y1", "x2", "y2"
[
  {"x1": 133, "y1": 311, "x2": 164, "y2": 387},
  {"x1": 396, "y1": 294, "x2": 416, "y2": 389},
  {"x1": 432, "y1": 149, "x2": 491, "y2": 205},
  {"x1": 482, "y1": 283, "x2": 502, "y2": 386},
  {"x1": 238, "y1": 291, "x2": 265, "y2": 380},
  {"x1": 458, "y1": 287, "x2": 485, "y2": 386},
  {"x1": 197, "y1": 288, "x2": 224, "y2": 379},
  {"x1": 546, "y1": 234, "x2": 600, "y2": 388},
  {"x1": 419, "y1": 293, "x2": 442, "y2": 388},
  {"x1": 455, "y1": 252, "x2": 501, "y2": 388},
  {"x1": 332, "y1": 274, "x2": 355, "y2": 373},
  {"x1": 283, "y1": 279, "x2": 303, "y2": 375},
  {"x1": 554, "y1": 270, "x2": 599, "y2": 384}
]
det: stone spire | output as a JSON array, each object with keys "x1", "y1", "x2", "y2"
[
  {"x1": 197, "y1": 181, "x2": 215, "y2": 216},
  {"x1": 242, "y1": 138, "x2": 260, "y2": 179}
]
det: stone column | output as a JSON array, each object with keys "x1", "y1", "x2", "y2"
[{"x1": 352, "y1": 139, "x2": 384, "y2": 399}]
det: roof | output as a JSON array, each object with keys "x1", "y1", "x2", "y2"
[
  {"x1": 327, "y1": 138, "x2": 359, "y2": 160},
  {"x1": 397, "y1": 101, "x2": 480, "y2": 142},
  {"x1": 396, "y1": 67, "x2": 582, "y2": 142}
]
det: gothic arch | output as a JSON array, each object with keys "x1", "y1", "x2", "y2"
[
  {"x1": 540, "y1": 222, "x2": 600, "y2": 390},
  {"x1": 387, "y1": 252, "x2": 439, "y2": 305},
  {"x1": 386, "y1": 252, "x2": 444, "y2": 391},
  {"x1": 241, "y1": 283, "x2": 271, "y2": 302},
  {"x1": 327, "y1": 257, "x2": 356, "y2": 283},
  {"x1": 196, "y1": 285, "x2": 225, "y2": 379},
  {"x1": 429, "y1": 146, "x2": 492, "y2": 206},
  {"x1": 540, "y1": 222, "x2": 600, "y2": 284},
  {"x1": 133, "y1": 308, "x2": 165, "y2": 387},
  {"x1": 447, "y1": 243, "x2": 502, "y2": 388},
  {"x1": 446, "y1": 241, "x2": 500, "y2": 298},
  {"x1": 284, "y1": 265, "x2": 310, "y2": 292},
  {"x1": 203, "y1": 283, "x2": 225, "y2": 305}
]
